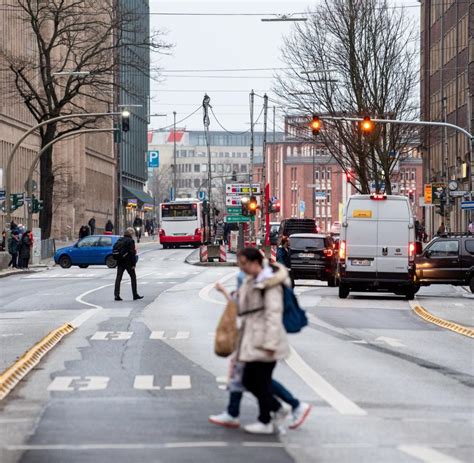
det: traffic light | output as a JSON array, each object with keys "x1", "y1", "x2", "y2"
[
  {"x1": 345, "y1": 171, "x2": 354, "y2": 182},
  {"x1": 309, "y1": 114, "x2": 322, "y2": 137},
  {"x1": 10, "y1": 193, "x2": 24, "y2": 212},
  {"x1": 408, "y1": 189, "x2": 414, "y2": 202},
  {"x1": 31, "y1": 194, "x2": 44, "y2": 213},
  {"x1": 360, "y1": 116, "x2": 375, "y2": 135},
  {"x1": 231, "y1": 170, "x2": 237, "y2": 181},
  {"x1": 121, "y1": 110, "x2": 130, "y2": 132},
  {"x1": 248, "y1": 196, "x2": 258, "y2": 216},
  {"x1": 241, "y1": 196, "x2": 250, "y2": 216}
]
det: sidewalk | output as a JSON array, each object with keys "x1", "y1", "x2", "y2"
[{"x1": 0, "y1": 263, "x2": 50, "y2": 279}]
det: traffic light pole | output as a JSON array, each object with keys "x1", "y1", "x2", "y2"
[
  {"x1": 261, "y1": 94, "x2": 268, "y2": 243},
  {"x1": 26, "y1": 128, "x2": 118, "y2": 230},
  {"x1": 4, "y1": 111, "x2": 121, "y2": 226}
]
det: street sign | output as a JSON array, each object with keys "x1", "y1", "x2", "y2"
[
  {"x1": 461, "y1": 201, "x2": 474, "y2": 210},
  {"x1": 424, "y1": 184, "x2": 432, "y2": 204},
  {"x1": 226, "y1": 206, "x2": 242, "y2": 215},
  {"x1": 197, "y1": 191, "x2": 206, "y2": 201},
  {"x1": 226, "y1": 196, "x2": 261, "y2": 206},
  {"x1": 225, "y1": 183, "x2": 261, "y2": 195},
  {"x1": 450, "y1": 191, "x2": 468, "y2": 198},
  {"x1": 315, "y1": 191, "x2": 326, "y2": 200},
  {"x1": 0, "y1": 189, "x2": 5, "y2": 200},
  {"x1": 299, "y1": 201, "x2": 305, "y2": 212},
  {"x1": 147, "y1": 150, "x2": 159, "y2": 168},
  {"x1": 225, "y1": 215, "x2": 255, "y2": 223}
]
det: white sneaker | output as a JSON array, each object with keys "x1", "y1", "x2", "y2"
[
  {"x1": 244, "y1": 421, "x2": 275, "y2": 435},
  {"x1": 289, "y1": 402, "x2": 312, "y2": 430},
  {"x1": 272, "y1": 403, "x2": 291, "y2": 434},
  {"x1": 208, "y1": 412, "x2": 240, "y2": 429}
]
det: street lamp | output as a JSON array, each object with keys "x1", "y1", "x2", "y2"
[{"x1": 261, "y1": 14, "x2": 307, "y2": 22}]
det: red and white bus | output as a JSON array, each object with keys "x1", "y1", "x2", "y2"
[{"x1": 158, "y1": 199, "x2": 204, "y2": 248}]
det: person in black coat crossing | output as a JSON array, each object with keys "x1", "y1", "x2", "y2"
[{"x1": 114, "y1": 227, "x2": 143, "y2": 301}]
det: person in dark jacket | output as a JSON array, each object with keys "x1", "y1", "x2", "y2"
[
  {"x1": 19, "y1": 230, "x2": 32, "y2": 269},
  {"x1": 105, "y1": 220, "x2": 114, "y2": 234},
  {"x1": 1, "y1": 230, "x2": 5, "y2": 252},
  {"x1": 79, "y1": 225, "x2": 90, "y2": 239},
  {"x1": 7, "y1": 231, "x2": 20, "y2": 268},
  {"x1": 114, "y1": 227, "x2": 143, "y2": 301},
  {"x1": 276, "y1": 237, "x2": 293, "y2": 288},
  {"x1": 88, "y1": 217, "x2": 96, "y2": 235}
]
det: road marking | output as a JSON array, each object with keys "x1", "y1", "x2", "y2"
[
  {"x1": 199, "y1": 272, "x2": 238, "y2": 305},
  {"x1": 375, "y1": 336, "x2": 405, "y2": 347},
  {"x1": 398, "y1": 445, "x2": 464, "y2": 462},
  {"x1": 286, "y1": 346, "x2": 367, "y2": 416},
  {"x1": 0, "y1": 333, "x2": 23, "y2": 337},
  {"x1": 150, "y1": 330, "x2": 165, "y2": 339},
  {"x1": 454, "y1": 303, "x2": 464, "y2": 307},
  {"x1": 48, "y1": 376, "x2": 110, "y2": 392},
  {"x1": 149, "y1": 331, "x2": 190, "y2": 340},
  {"x1": 90, "y1": 331, "x2": 133, "y2": 341},
  {"x1": 5, "y1": 442, "x2": 230, "y2": 451},
  {"x1": 350, "y1": 340, "x2": 369, "y2": 344},
  {"x1": 165, "y1": 375, "x2": 191, "y2": 390},
  {"x1": 307, "y1": 313, "x2": 350, "y2": 336},
  {"x1": 134, "y1": 375, "x2": 160, "y2": 390},
  {"x1": 172, "y1": 331, "x2": 190, "y2": 340}
]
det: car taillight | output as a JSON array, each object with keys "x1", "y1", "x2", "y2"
[
  {"x1": 323, "y1": 248, "x2": 334, "y2": 258},
  {"x1": 339, "y1": 240, "x2": 346, "y2": 261},
  {"x1": 409, "y1": 242, "x2": 415, "y2": 261},
  {"x1": 194, "y1": 228, "x2": 202, "y2": 236},
  {"x1": 159, "y1": 228, "x2": 165, "y2": 236},
  {"x1": 371, "y1": 194, "x2": 387, "y2": 200}
]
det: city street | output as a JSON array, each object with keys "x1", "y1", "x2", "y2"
[{"x1": 0, "y1": 246, "x2": 472, "y2": 463}]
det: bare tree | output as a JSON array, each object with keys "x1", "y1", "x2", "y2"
[
  {"x1": 275, "y1": 0, "x2": 418, "y2": 194},
  {"x1": 148, "y1": 166, "x2": 173, "y2": 206},
  {"x1": 0, "y1": 0, "x2": 170, "y2": 237}
]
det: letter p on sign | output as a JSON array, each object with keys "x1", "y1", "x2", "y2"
[{"x1": 148, "y1": 150, "x2": 159, "y2": 168}]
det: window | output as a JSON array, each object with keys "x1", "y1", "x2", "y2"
[
  {"x1": 201, "y1": 164, "x2": 208, "y2": 172},
  {"x1": 411, "y1": 170, "x2": 415, "y2": 181},
  {"x1": 428, "y1": 240, "x2": 459, "y2": 257},
  {"x1": 225, "y1": 152, "x2": 230, "y2": 158},
  {"x1": 99, "y1": 237, "x2": 113, "y2": 247},
  {"x1": 465, "y1": 240, "x2": 474, "y2": 255},
  {"x1": 315, "y1": 170, "x2": 319, "y2": 180},
  {"x1": 78, "y1": 236, "x2": 98, "y2": 247},
  {"x1": 194, "y1": 179, "x2": 201, "y2": 188},
  {"x1": 240, "y1": 164, "x2": 247, "y2": 173},
  {"x1": 194, "y1": 164, "x2": 200, "y2": 173}
]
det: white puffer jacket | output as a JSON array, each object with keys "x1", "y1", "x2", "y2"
[{"x1": 237, "y1": 263, "x2": 290, "y2": 363}]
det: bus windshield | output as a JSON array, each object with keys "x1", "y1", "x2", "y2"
[{"x1": 161, "y1": 203, "x2": 198, "y2": 220}]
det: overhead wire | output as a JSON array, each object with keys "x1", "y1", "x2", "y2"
[{"x1": 148, "y1": 104, "x2": 202, "y2": 133}]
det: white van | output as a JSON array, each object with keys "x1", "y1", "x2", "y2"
[{"x1": 338, "y1": 194, "x2": 418, "y2": 299}]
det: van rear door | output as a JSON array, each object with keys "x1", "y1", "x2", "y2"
[
  {"x1": 345, "y1": 198, "x2": 377, "y2": 275},
  {"x1": 376, "y1": 199, "x2": 411, "y2": 278}
]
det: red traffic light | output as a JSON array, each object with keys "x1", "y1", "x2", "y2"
[
  {"x1": 345, "y1": 171, "x2": 353, "y2": 182},
  {"x1": 360, "y1": 116, "x2": 374, "y2": 134},
  {"x1": 309, "y1": 115, "x2": 322, "y2": 135}
]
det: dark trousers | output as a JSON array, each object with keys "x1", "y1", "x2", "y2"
[
  {"x1": 242, "y1": 361, "x2": 281, "y2": 424},
  {"x1": 8, "y1": 253, "x2": 18, "y2": 268},
  {"x1": 114, "y1": 263, "x2": 138, "y2": 297},
  {"x1": 19, "y1": 257, "x2": 29, "y2": 269},
  {"x1": 227, "y1": 379, "x2": 299, "y2": 418}
]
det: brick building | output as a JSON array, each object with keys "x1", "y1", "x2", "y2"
[{"x1": 420, "y1": 0, "x2": 473, "y2": 233}]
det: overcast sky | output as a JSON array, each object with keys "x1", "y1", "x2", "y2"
[{"x1": 149, "y1": 0, "x2": 420, "y2": 132}]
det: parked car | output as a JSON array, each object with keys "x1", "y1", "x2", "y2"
[
  {"x1": 279, "y1": 218, "x2": 319, "y2": 244},
  {"x1": 269, "y1": 222, "x2": 280, "y2": 245},
  {"x1": 289, "y1": 233, "x2": 338, "y2": 286},
  {"x1": 54, "y1": 235, "x2": 121, "y2": 269},
  {"x1": 338, "y1": 194, "x2": 418, "y2": 299},
  {"x1": 415, "y1": 233, "x2": 474, "y2": 293}
]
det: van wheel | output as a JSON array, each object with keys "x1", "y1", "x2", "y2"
[
  {"x1": 405, "y1": 289, "x2": 415, "y2": 300},
  {"x1": 339, "y1": 284, "x2": 349, "y2": 299},
  {"x1": 469, "y1": 276, "x2": 474, "y2": 294}
]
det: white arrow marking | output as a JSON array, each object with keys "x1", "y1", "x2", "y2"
[
  {"x1": 150, "y1": 331, "x2": 166, "y2": 340},
  {"x1": 375, "y1": 337, "x2": 405, "y2": 347},
  {"x1": 398, "y1": 445, "x2": 463, "y2": 462},
  {"x1": 171, "y1": 331, "x2": 190, "y2": 340},
  {"x1": 134, "y1": 375, "x2": 160, "y2": 390},
  {"x1": 90, "y1": 331, "x2": 133, "y2": 341}
]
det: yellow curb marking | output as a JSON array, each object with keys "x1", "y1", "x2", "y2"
[
  {"x1": 413, "y1": 305, "x2": 474, "y2": 339},
  {"x1": 0, "y1": 323, "x2": 75, "y2": 400}
]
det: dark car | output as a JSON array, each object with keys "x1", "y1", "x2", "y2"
[
  {"x1": 54, "y1": 235, "x2": 121, "y2": 269},
  {"x1": 279, "y1": 218, "x2": 319, "y2": 244},
  {"x1": 269, "y1": 222, "x2": 280, "y2": 245},
  {"x1": 289, "y1": 233, "x2": 338, "y2": 286},
  {"x1": 415, "y1": 233, "x2": 474, "y2": 293}
]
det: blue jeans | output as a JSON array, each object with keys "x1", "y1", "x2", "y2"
[{"x1": 227, "y1": 379, "x2": 300, "y2": 418}]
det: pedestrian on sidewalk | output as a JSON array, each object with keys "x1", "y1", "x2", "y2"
[
  {"x1": 105, "y1": 219, "x2": 114, "y2": 235},
  {"x1": 1, "y1": 230, "x2": 5, "y2": 251},
  {"x1": 7, "y1": 230, "x2": 20, "y2": 268},
  {"x1": 88, "y1": 217, "x2": 96, "y2": 235},
  {"x1": 79, "y1": 225, "x2": 90, "y2": 239},
  {"x1": 437, "y1": 222, "x2": 446, "y2": 235},
  {"x1": 469, "y1": 220, "x2": 473, "y2": 234},
  {"x1": 227, "y1": 247, "x2": 290, "y2": 434},
  {"x1": 113, "y1": 227, "x2": 143, "y2": 302},
  {"x1": 277, "y1": 236, "x2": 294, "y2": 288},
  {"x1": 18, "y1": 229, "x2": 32, "y2": 269}
]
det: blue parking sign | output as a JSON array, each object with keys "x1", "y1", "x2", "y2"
[{"x1": 148, "y1": 150, "x2": 159, "y2": 168}]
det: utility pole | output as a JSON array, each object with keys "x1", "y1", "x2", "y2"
[
  {"x1": 261, "y1": 94, "x2": 268, "y2": 242},
  {"x1": 173, "y1": 111, "x2": 177, "y2": 200},
  {"x1": 249, "y1": 89, "x2": 255, "y2": 243},
  {"x1": 203, "y1": 94, "x2": 212, "y2": 243},
  {"x1": 442, "y1": 96, "x2": 451, "y2": 231}
]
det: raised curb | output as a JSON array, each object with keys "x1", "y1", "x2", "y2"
[
  {"x1": 0, "y1": 323, "x2": 75, "y2": 400},
  {"x1": 0, "y1": 266, "x2": 48, "y2": 279},
  {"x1": 412, "y1": 304, "x2": 474, "y2": 339},
  {"x1": 184, "y1": 250, "x2": 237, "y2": 267}
]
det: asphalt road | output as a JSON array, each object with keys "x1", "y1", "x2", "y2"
[{"x1": 0, "y1": 246, "x2": 472, "y2": 463}]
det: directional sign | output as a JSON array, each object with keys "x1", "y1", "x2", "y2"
[
  {"x1": 226, "y1": 206, "x2": 242, "y2": 215},
  {"x1": 226, "y1": 196, "x2": 261, "y2": 206},
  {"x1": 315, "y1": 191, "x2": 326, "y2": 200},
  {"x1": 449, "y1": 191, "x2": 468, "y2": 198},
  {"x1": 225, "y1": 183, "x2": 261, "y2": 195},
  {"x1": 461, "y1": 201, "x2": 474, "y2": 210},
  {"x1": 225, "y1": 215, "x2": 255, "y2": 223},
  {"x1": 0, "y1": 189, "x2": 5, "y2": 200}
]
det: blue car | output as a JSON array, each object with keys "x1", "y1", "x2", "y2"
[{"x1": 54, "y1": 235, "x2": 120, "y2": 269}]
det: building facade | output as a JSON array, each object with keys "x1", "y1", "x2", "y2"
[{"x1": 420, "y1": 0, "x2": 473, "y2": 233}]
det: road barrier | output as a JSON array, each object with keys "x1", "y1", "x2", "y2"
[
  {"x1": 199, "y1": 245, "x2": 208, "y2": 263},
  {"x1": 219, "y1": 245, "x2": 227, "y2": 262}
]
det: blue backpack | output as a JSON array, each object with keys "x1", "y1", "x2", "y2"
[{"x1": 281, "y1": 285, "x2": 308, "y2": 333}]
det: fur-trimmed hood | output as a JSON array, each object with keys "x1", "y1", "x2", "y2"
[{"x1": 250, "y1": 262, "x2": 290, "y2": 290}]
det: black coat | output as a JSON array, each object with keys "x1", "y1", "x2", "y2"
[
  {"x1": 105, "y1": 221, "x2": 114, "y2": 232},
  {"x1": 117, "y1": 236, "x2": 137, "y2": 267},
  {"x1": 19, "y1": 234, "x2": 31, "y2": 259}
]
